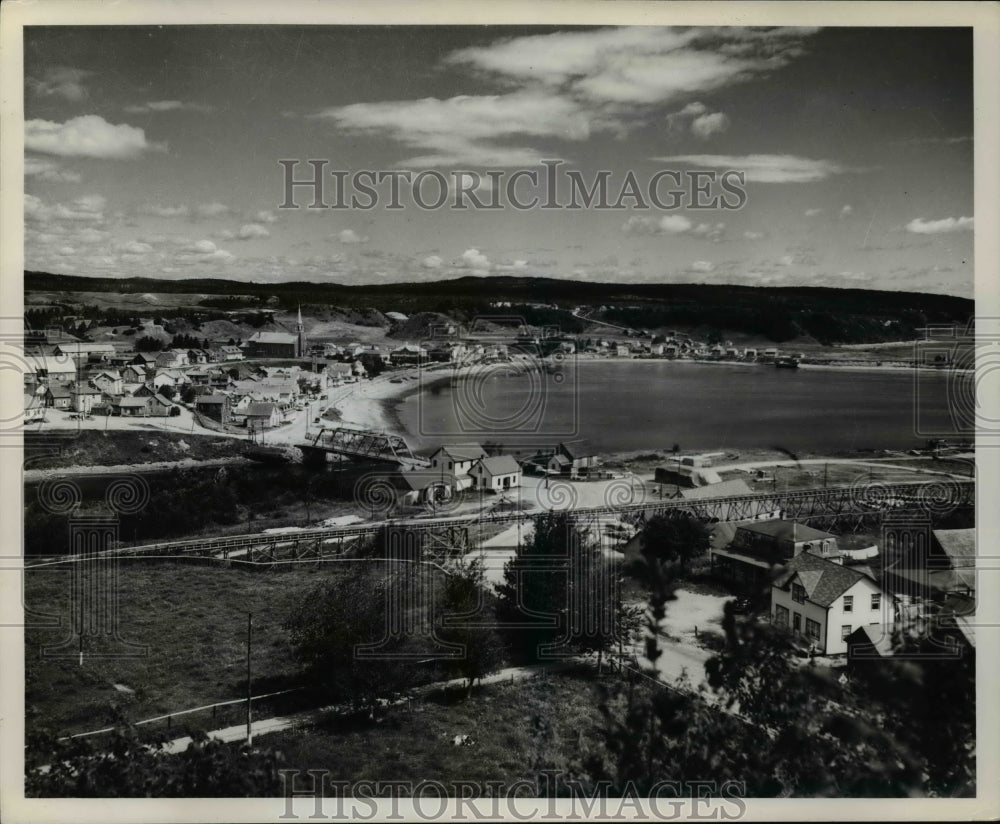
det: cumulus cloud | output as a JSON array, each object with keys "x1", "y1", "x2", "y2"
[
  {"x1": 839, "y1": 204, "x2": 853, "y2": 218},
  {"x1": 460, "y1": 248, "x2": 491, "y2": 271},
  {"x1": 447, "y1": 26, "x2": 817, "y2": 106},
  {"x1": 124, "y1": 100, "x2": 214, "y2": 114},
  {"x1": 26, "y1": 67, "x2": 92, "y2": 102},
  {"x1": 255, "y1": 210, "x2": 278, "y2": 224},
  {"x1": 779, "y1": 254, "x2": 796, "y2": 266},
  {"x1": 313, "y1": 91, "x2": 591, "y2": 167},
  {"x1": 422, "y1": 255, "x2": 443, "y2": 269},
  {"x1": 743, "y1": 230, "x2": 764, "y2": 240},
  {"x1": 622, "y1": 214, "x2": 724, "y2": 240},
  {"x1": 185, "y1": 239, "x2": 234, "y2": 263},
  {"x1": 654, "y1": 154, "x2": 857, "y2": 184},
  {"x1": 196, "y1": 202, "x2": 230, "y2": 218},
  {"x1": 804, "y1": 208, "x2": 823, "y2": 217},
  {"x1": 24, "y1": 157, "x2": 82, "y2": 183},
  {"x1": 237, "y1": 223, "x2": 270, "y2": 240},
  {"x1": 25, "y1": 115, "x2": 165, "y2": 159},
  {"x1": 25, "y1": 193, "x2": 106, "y2": 223},
  {"x1": 309, "y1": 28, "x2": 816, "y2": 166},
  {"x1": 139, "y1": 203, "x2": 190, "y2": 218},
  {"x1": 905, "y1": 216, "x2": 974, "y2": 234},
  {"x1": 689, "y1": 260, "x2": 715, "y2": 273},
  {"x1": 338, "y1": 229, "x2": 368, "y2": 245},
  {"x1": 666, "y1": 101, "x2": 730, "y2": 140},
  {"x1": 56, "y1": 247, "x2": 76, "y2": 257},
  {"x1": 122, "y1": 240, "x2": 153, "y2": 254},
  {"x1": 691, "y1": 111, "x2": 731, "y2": 140}
]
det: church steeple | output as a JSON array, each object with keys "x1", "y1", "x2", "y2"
[{"x1": 296, "y1": 305, "x2": 306, "y2": 357}]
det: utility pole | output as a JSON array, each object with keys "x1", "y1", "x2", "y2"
[{"x1": 245, "y1": 612, "x2": 253, "y2": 746}]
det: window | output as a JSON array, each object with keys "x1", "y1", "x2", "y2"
[
  {"x1": 843, "y1": 595, "x2": 853, "y2": 613},
  {"x1": 841, "y1": 624, "x2": 852, "y2": 640},
  {"x1": 774, "y1": 605, "x2": 789, "y2": 627},
  {"x1": 448, "y1": 461, "x2": 453, "y2": 470},
  {"x1": 871, "y1": 593, "x2": 881, "y2": 610},
  {"x1": 793, "y1": 612, "x2": 802, "y2": 633},
  {"x1": 805, "y1": 618, "x2": 821, "y2": 643},
  {"x1": 792, "y1": 583, "x2": 806, "y2": 604}
]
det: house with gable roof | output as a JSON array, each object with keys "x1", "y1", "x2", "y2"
[{"x1": 771, "y1": 551, "x2": 894, "y2": 656}]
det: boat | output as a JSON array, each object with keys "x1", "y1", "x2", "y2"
[{"x1": 774, "y1": 357, "x2": 800, "y2": 369}]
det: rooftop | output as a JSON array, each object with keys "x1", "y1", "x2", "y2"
[
  {"x1": 738, "y1": 519, "x2": 836, "y2": 543},
  {"x1": 773, "y1": 552, "x2": 874, "y2": 607},
  {"x1": 477, "y1": 455, "x2": 521, "y2": 475}
]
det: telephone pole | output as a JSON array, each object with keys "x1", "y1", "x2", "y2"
[{"x1": 245, "y1": 612, "x2": 253, "y2": 746}]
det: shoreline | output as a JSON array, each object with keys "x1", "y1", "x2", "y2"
[{"x1": 328, "y1": 357, "x2": 969, "y2": 452}]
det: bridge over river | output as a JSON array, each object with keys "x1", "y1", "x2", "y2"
[{"x1": 25, "y1": 479, "x2": 974, "y2": 570}]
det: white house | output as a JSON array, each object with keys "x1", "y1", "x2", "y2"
[
  {"x1": 771, "y1": 552, "x2": 893, "y2": 656},
  {"x1": 428, "y1": 444, "x2": 487, "y2": 477},
  {"x1": 469, "y1": 455, "x2": 522, "y2": 492}
]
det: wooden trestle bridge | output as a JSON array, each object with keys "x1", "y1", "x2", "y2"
[{"x1": 26, "y1": 479, "x2": 974, "y2": 570}]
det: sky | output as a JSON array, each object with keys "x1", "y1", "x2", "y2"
[{"x1": 23, "y1": 25, "x2": 974, "y2": 297}]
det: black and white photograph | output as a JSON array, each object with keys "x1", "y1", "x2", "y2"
[{"x1": 2, "y1": 2, "x2": 997, "y2": 821}]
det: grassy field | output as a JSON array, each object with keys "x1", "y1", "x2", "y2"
[
  {"x1": 24, "y1": 562, "x2": 338, "y2": 736},
  {"x1": 264, "y1": 669, "x2": 609, "y2": 792},
  {"x1": 25, "y1": 430, "x2": 249, "y2": 470}
]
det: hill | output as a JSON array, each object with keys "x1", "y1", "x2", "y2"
[{"x1": 24, "y1": 271, "x2": 973, "y2": 346}]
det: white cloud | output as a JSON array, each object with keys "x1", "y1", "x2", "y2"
[
  {"x1": 460, "y1": 248, "x2": 491, "y2": 271},
  {"x1": 314, "y1": 91, "x2": 591, "y2": 167},
  {"x1": 743, "y1": 231, "x2": 764, "y2": 240},
  {"x1": 185, "y1": 239, "x2": 234, "y2": 263},
  {"x1": 691, "y1": 221, "x2": 726, "y2": 242},
  {"x1": 24, "y1": 157, "x2": 82, "y2": 183},
  {"x1": 421, "y1": 255, "x2": 443, "y2": 269},
  {"x1": 196, "y1": 202, "x2": 230, "y2": 218},
  {"x1": 654, "y1": 154, "x2": 856, "y2": 184},
  {"x1": 905, "y1": 216, "x2": 974, "y2": 234},
  {"x1": 124, "y1": 100, "x2": 214, "y2": 114},
  {"x1": 56, "y1": 246, "x2": 76, "y2": 256},
  {"x1": 237, "y1": 223, "x2": 270, "y2": 240},
  {"x1": 448, "y1": 27, "x2": 817, "y2": 106},
  {"x1": 689, "y1": 260, "x2": 715, "y2": 273},
  {"x1": 25, "y1": 193, "x2": 106, "y2": 223},
  {"x1": 779, "y1": 254, "x2": 796, "y2": 266},
  {"x1": 26, "y1": 67, "x2": 92, "y2": 102},
  {"x1": 139, "y1": 203, "x2": 190, "y2": 218},
  {"x1": 255, "y1": 210, "x2": 278, "y2": 224},
  {"x1": 622, "y1": 214, "x2": 704, "y2": 236},
  {"x1": 839, "y1": 204, "x2": 853, "y2": 218},
  {"x1": 804, "y1": 208, "x2": 823, "y2": 217},
  {"x1": 122, "y1": 241, "x2": 153, "y2": 254},
  {"x1": 25, "y1": 115, "x2": 164, "y2": 159},
  {"x1": 691, "y1": 111, "x2": 730, "y2": 140},
  {"x1": 338, "y1": 229, "x2": 368, "y2": 244}
]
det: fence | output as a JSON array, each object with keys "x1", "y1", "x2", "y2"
[{"x1": 58, "y1": 686, "x2": 303, "y2": 742}]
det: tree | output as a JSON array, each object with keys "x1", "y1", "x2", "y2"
[
  {"x1": 636, "y1": 512, "x2": 710, "y2": 574},
  {"x1": 158, "y1": 384, "x2": 177, "y2": 400},
  {"x1": 495, "y1": 512, "x2": 622, "y2": 667},
  {"x1": 435, "y1": 558, "x2": 506, "y2": 696},
  {"x1": 284, "y1": 564, "x2": 422, "y2": 714},
  {"x1": 135, "y1": 336, "x2": 163, "y2": 352},
  {"x1": 581, "y1": 548, "x2": 972, "y2": 798},
  {"x1": 25, "y1": 716, "x2": 284, "y2": 797}
]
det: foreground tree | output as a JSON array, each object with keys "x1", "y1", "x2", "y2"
[
  {"x1": 435, "y1": 558, "x2": 506, "y2": 696},
  {"x1": 283, "y1": 563, "x2": 424, "y2": 714},
  {"x1": 26, "y1": 719, "x2": 284, "y2": 797},
  {"x1": 580, "y1": 549, "x2": 974, "y2": 797},
  {"x1": 495, "y1": 512, "x2": 624, "y2": 668},
  {"x1": 636, "y1": 512, "x2": 710, "y2": 575}
]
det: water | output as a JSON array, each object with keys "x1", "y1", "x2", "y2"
[{"x1": 391, "y1": 360, "x2": 972, "y2": 455}]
